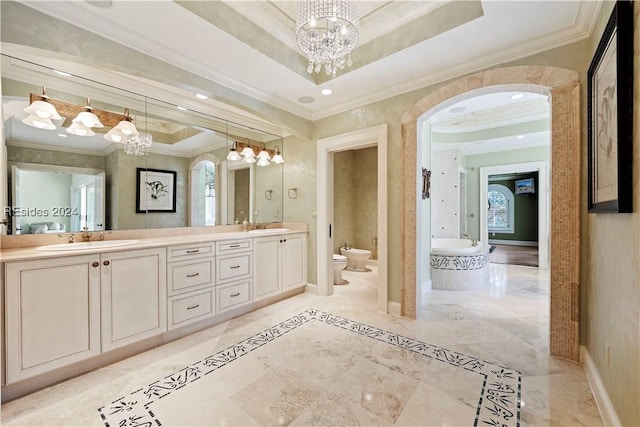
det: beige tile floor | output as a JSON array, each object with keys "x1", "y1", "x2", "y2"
[{"x1": 1, "y1": 262, "x2": 602, "y2": 426}]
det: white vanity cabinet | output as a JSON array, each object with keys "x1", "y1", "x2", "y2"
[
  {"x1": 166, "y1": 243, "x2": 216, "y2": 330},
  {"x1": 253, "y1": 232, "x2": 307, "y2": 301},
  {"x1": 100, "y1": 247, "x2": 167, "y2": 352},
  {"x1": 4, "y1": 255, "x2": 101, "y2": 383},
  {"x1": 215, "y1": 239, "x2": 253, "y2": 313}
]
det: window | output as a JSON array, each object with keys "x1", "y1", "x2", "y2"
[{"x1": 488, "y1": 184, "x2": 515, "y2": 234}]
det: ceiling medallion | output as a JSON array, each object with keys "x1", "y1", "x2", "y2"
[{"x1": 296, "y1": 0, "x2": 360, "y2": 78}]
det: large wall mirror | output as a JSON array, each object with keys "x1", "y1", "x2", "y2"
[{"x1": 2, "y1": 54, "x2": 285, "y2": 236}]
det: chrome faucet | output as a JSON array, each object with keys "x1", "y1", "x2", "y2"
[
  {"x1": 464, "y1": 233, "x2": 478, "y2": 247},
  {"x1": 344, "y1": 242, "x2": 351, "y2": 250},
  {"x1": 68, "y1": 234, "x2": 74, "y2": 244},
  {"x1": 81, "y1": 226, "x2": 91, "y2": 242}
]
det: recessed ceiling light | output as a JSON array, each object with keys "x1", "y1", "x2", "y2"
[
  {"x1": 321, "y1": 89, "x2": 333, "y2": 95},
  {"x1": 53, "y1": 69, "x2": 71, "y2": 77},
  {"x1": 515, "y1": 135, "x2": 525, "y2": 139},
  {"x1": 195, "y1": 93, "x2": 208, "y2": 100},
  {"x1": 57, "y1": 133, "x2": 68, "y2": 138},
  {"x1": 510, "y1": 93, "x2": 524, "y2": 100},
  {"x1": 297, "y1": 96, "x2": 315, "y2": 104},
  {"x1": 177, "y1": 106, "x2": 187, "y2": 111},
  {"x1": 449, "y1": 106, "x2": 467, "y2": 113}
]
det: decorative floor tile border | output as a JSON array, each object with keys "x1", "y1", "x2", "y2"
[{"x1": 98, "y1": 309, "x2": 521, "y2": 427}]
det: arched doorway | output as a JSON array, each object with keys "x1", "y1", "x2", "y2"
[
  {"x1": 189, "y1": 154, "x2": 220, "y2": 227},
  {"x1": 401, "y1": 66, "x2": 581, "y2": 361}
]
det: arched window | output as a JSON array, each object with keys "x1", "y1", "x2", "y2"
[{"x1": 488, "y1": 184, "x2": 515, "y2": 234}]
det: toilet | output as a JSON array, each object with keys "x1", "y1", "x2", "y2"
[
  {"x1": 339, "y1": 247, "x2": 372, "y2": 272},
  {"x1": 333, "y1": 254, "x2": 348, "y2": 285}
]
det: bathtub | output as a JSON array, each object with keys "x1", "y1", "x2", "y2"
[{"x1": 430, "y1": 238, "x2": 489, "y2": 290}]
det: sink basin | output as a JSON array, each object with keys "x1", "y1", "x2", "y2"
[
  {"x1": 36, "y1": 240, "x2": 141, "y2": 252},
  {"x1": 247, "y1": 228, "x2": 290, "y2": 234}
]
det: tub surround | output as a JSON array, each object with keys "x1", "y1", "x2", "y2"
[{"x1": 431, "y1": 238, "x2": 489, "y2": 290}]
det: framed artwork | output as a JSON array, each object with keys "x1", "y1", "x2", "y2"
[
  {"x1": 136, "y1": 168, "x2": 177, "y2": 213},
  {"x1": 587, "y1": 0, "x2": 633, "y2": 213}
]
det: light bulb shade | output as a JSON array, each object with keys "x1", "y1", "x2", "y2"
[
  {"x1": 22, "y1": 113, "x2": 56, "y2": 130},
  {"x1": 243, "y1": 155, "x2": 256, "y2": 164},
  {"x1": 73, "y1": 111, "x2": 104, "y2": 128},
  {"x1": 113, "y1": 119, "x2": 139, "y2": 136},
  {"x1": 104, "y1": 128, "x2": 126, "y2": 143},
  {"x1": 66, "y1": 122, "x2": 95, "y2": 136},
  {"x1": 256, "y1": 157, "x2": 270, "y2": 167},
  {"x1": 24, "y1": 100, "x2": 62, "y2": 120},
  {"x1": 227, "y1": 149, "x2": 242, "y2": 161},
  {"x1": 271, "y1": 153, "x2": 285, "y2": 164},
  {"x1": 240, "y1": 146, "x2": 255, "y2": 158},
  {"x1": 257, "y1": 150, "x2": 271, "y2": 160}
]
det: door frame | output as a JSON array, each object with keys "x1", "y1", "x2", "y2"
[
  {"x1": 317, "y1": 124, "x2": 388, "y2": 313},
  {"x1": 480, "y1": 161, "x2": 549, "y2": 269}
]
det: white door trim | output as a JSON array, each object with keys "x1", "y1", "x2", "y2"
[
  {"x1": 317, "y1": 124, "x2": 388, "y2": 312},
  {"x1": 480, "y1": 161, "x2": 549, "y2": 269}
]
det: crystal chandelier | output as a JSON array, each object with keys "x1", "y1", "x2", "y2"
[
  {"x1": 123, "y1": 132, "x2": 152, "y2": 156},
  {"x1": 296, "y1": 0, "x2": 360, "y2": 78}
]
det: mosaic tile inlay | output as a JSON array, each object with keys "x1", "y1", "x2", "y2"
[{"x1": 98, "y1": 308, "x2": 521, "y2": 426}]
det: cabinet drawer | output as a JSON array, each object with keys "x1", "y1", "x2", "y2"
[
  {"x1": 217, "y1": 253, "x2": 251, "y2": 283},
  {"x1": 169, "y1": 290, "x2": 215, "y2": 329},
  {"x1": 168, "y1": 258, "x2": 214, "y2": 295},
  {"x1": 217, "y1": 280, "x2": 251, "y2": 313},
  {"x1": 216, "y1": 239, "x2": 252, "y2": 255},
  {"x1": 167, "y1": 243, "x2": 214, "y2": 262}
]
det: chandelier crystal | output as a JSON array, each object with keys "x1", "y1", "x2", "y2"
[
  {"x1": 123, "y1": 132, "x2": 152, "y2": 156},
  {"x1": 296, "y1": 0, "x2": 359, "y2": 78}
]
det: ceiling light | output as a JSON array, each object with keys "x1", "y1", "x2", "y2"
[
  {"x1": 195, "y1": 93, "x2": 208, "y2": 100},
  {"x1": 297, "y1": 96, "x2": 315, "y2": 104},
  {"x1": 177, "y1": 106, "x2": 187, "y2": 111},
  {"x1": 123, "y1": 132, "x2": 152, "y2": 156},
  {"x1": 510, "y1": 93, "x2": 524, "y2": 100},
  {"x1": 321, "y1": 89, "x2": 333, "y2": 95},
  {"x1": 296, "y1": 0, "x2": 360, "y2": 78}
]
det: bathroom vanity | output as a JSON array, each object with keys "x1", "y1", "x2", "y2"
[{"x1": 0, "y1": 227, "x2": 307, "y2": 400}]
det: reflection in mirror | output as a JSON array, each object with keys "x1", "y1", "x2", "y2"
[{"x1": 2, "y1": 54, "x2": 285, "y2": 236}]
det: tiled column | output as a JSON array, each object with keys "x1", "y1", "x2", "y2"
[
  {"x1": 401, "y1": 120, "x2": 418, "y2": 319},
  {"x1": 549, "y1": 83, "x2": 581, "y2": 360}
]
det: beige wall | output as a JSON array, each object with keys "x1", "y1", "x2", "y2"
[
  {"x1": 333, "y1": 147, "x2": 378, "y2": 257},
  {"x1": 581, "y1": 2, "x2": 640, "y2": 426}
]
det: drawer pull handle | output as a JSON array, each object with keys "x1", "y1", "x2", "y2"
[
  {"x1": 230, "y1": 265, "x2": 240, "y2": 269},
  {"x1": 230, "y1": 292, "x2": 240, "y2": 297},
  {"x1": 187, "y1": 272, "x2": 200, "y2": 278},
  {"x1": 186, "y1": 249, "x2": 200, "y2": 254},
  {"x1": 229, "y1": 244, "x2": 240, "y2": 248},
  {"x1": 187, "y1": 304, "x2": 200, "y2": 310}
]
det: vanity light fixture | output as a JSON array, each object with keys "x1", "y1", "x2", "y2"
[
  {"x1": 256, "y1": 145, "x2": 271, "y2": 167},
  {"x1": 226, "y1": 141, "x2": 242, "y2": 161},
  {"x1": 104, "y1": 109, "x2": 138, "y2": 143},
  {"x1": 241, "y1": 145, "x2": 256, "y2": 163},
  {"x1": 71, "y1": 98, "x2": 104, "y2": 129},
  {"x1": 66, "y1": 121, "x2": 94, "y2": 136},
  {"x1": 22, "y1": 86, "x2": 61, "y2": 129},
  {"x1": 271, "y1": 145, "x2": 284, "y2": 164}
]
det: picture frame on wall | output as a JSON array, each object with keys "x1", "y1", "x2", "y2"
[
  {"x1": 136, "y1": 168, "x2": 177, "y2": 213},
  {"x1": 587, "y1": 0, "x2": 633, "y2": 213}
]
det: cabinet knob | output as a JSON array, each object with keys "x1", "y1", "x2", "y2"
[
  {"x1": 92, "y1": 261, "x2": 100, "y2": 268},
  {"x1": 103, "y1": 260, "x2": 110, "y2": 266}
]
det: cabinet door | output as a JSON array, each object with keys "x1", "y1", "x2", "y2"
[
  {"x1": 101, "y1": 247, "x2": 167, "y2": 352},
  {"x1": 281, "y1": 234, "x2": 307, "y2": 291},
  {"x1": 5, "y1": 255, "x2": 101, "y2": 383},
  {"x1": 253, "y1": 237, "x2": 280, "y2": 301}
]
